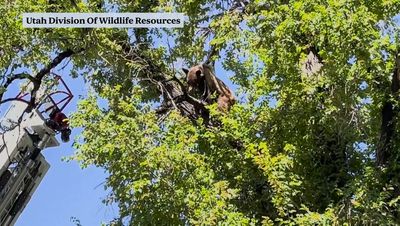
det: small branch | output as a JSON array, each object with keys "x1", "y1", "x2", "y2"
[
  {"x1": 161, "y1": 84, "x2": 178, "y2": 110},
  {"x1": 4, "y1": 73, "x2": 35, "y2": 86},
  {"x1": 0, "y1": 73, "x2": 36, "y2": 103},
  {"x1": 203, "y1": 0, "x2": 250, "y2": 66},
  {"x1": 118, "y1": 41, "x2": 209, "y2": 122},
  {"x1": 0, "y1": 97, "x2": 30, "y2": 105}
]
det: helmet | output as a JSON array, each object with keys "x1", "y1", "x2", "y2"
[{"x1": 61, "y1": 128, "x2": 71, "y2": 143}]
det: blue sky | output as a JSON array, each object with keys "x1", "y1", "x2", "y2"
[
  {"x1": 11, "y1": 72, "x2": 117, "y2": 226},
  {"x1": 8, "y1": 49, "x2": 234, "y2": 226},
  {"x1": 0, "y1": 4, "x2": 397, "y2": 226},
  {"x1": 10, "y1": 14, "x2": 399, "y2": 225}
]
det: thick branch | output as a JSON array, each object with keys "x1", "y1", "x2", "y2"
[
  {"x1": 0, "y1": 73, "x2": 35, "y2": 102},
  {"x1": 301, "y1": 47, "x2": 323, "y2": 76},
  {"x1": 36, "y1": 49, "x2": 77, "y2": 81},
  {"x1": 27, "y1": 49, "x2": 80, "y2": 110},
  {"x1": 119, "y1": 42, "x2": 208, "y2": 121},
  {"x1": 0, "y1": 49, "x2": 79, "y2": 112},
  {"x1": 377, "y1": 54, "x2": 400, "y2": 165}
]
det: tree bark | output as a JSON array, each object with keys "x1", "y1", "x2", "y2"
[
  {"x1": 119, "y1": 42, "x2": 208, "y2": 123},
  {"x1": 377, "y1": 55, "x2": 400, "y2": 165}
]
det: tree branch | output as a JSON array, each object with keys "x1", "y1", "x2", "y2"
[
  {"x1": 118, "y1": 42, "x2": 209, "y2": 122},
  {"x1": 204, "y1": 0, "x2": 250, "y2": 66},
  {"x1": 377, "y1": 54, "x2": 400, "y2": 165},
  {"x1": 27, "y1": 48, "x2": 82, "y2": 111},
  {"x1": 0, "y1": 73, "x2": 36, "y2": 102}
]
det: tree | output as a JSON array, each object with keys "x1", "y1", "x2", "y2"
[{"x1": 2, "y1": 0, "x2": 400, "y2": 225}]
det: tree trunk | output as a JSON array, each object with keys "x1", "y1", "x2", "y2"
[{"x1": 377, "y1": 55, "x2": 400, "y2": 165}]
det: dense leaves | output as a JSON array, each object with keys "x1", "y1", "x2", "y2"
[{"x1": 2, "y1": 0, "x2": 400, "y2": 225}]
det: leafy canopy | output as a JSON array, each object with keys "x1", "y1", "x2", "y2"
[{"x1": 2, "y1": 0, "x2": 400, "y2": 225}]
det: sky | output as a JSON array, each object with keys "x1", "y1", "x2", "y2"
[
  {"x1": 5, "y1": 46, "x2": 234, "y2": 226},
  {"x1": 9, "y1": 71, "x2": 118, "y2": 226},
  {"x1": 3, "y1": 6, "x2": 243, "y2": 224},
  {"x1": 8, "y1": 14, "x2": 399, "y2": 226}
]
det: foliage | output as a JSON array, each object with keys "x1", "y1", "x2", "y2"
[{"x1": 2, "y1": 0, "x2": 400, "y2": 225}]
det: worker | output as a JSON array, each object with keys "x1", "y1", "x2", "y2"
[{"x1": 45, "y1": 108, "x2": 71, "y2": 142}]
